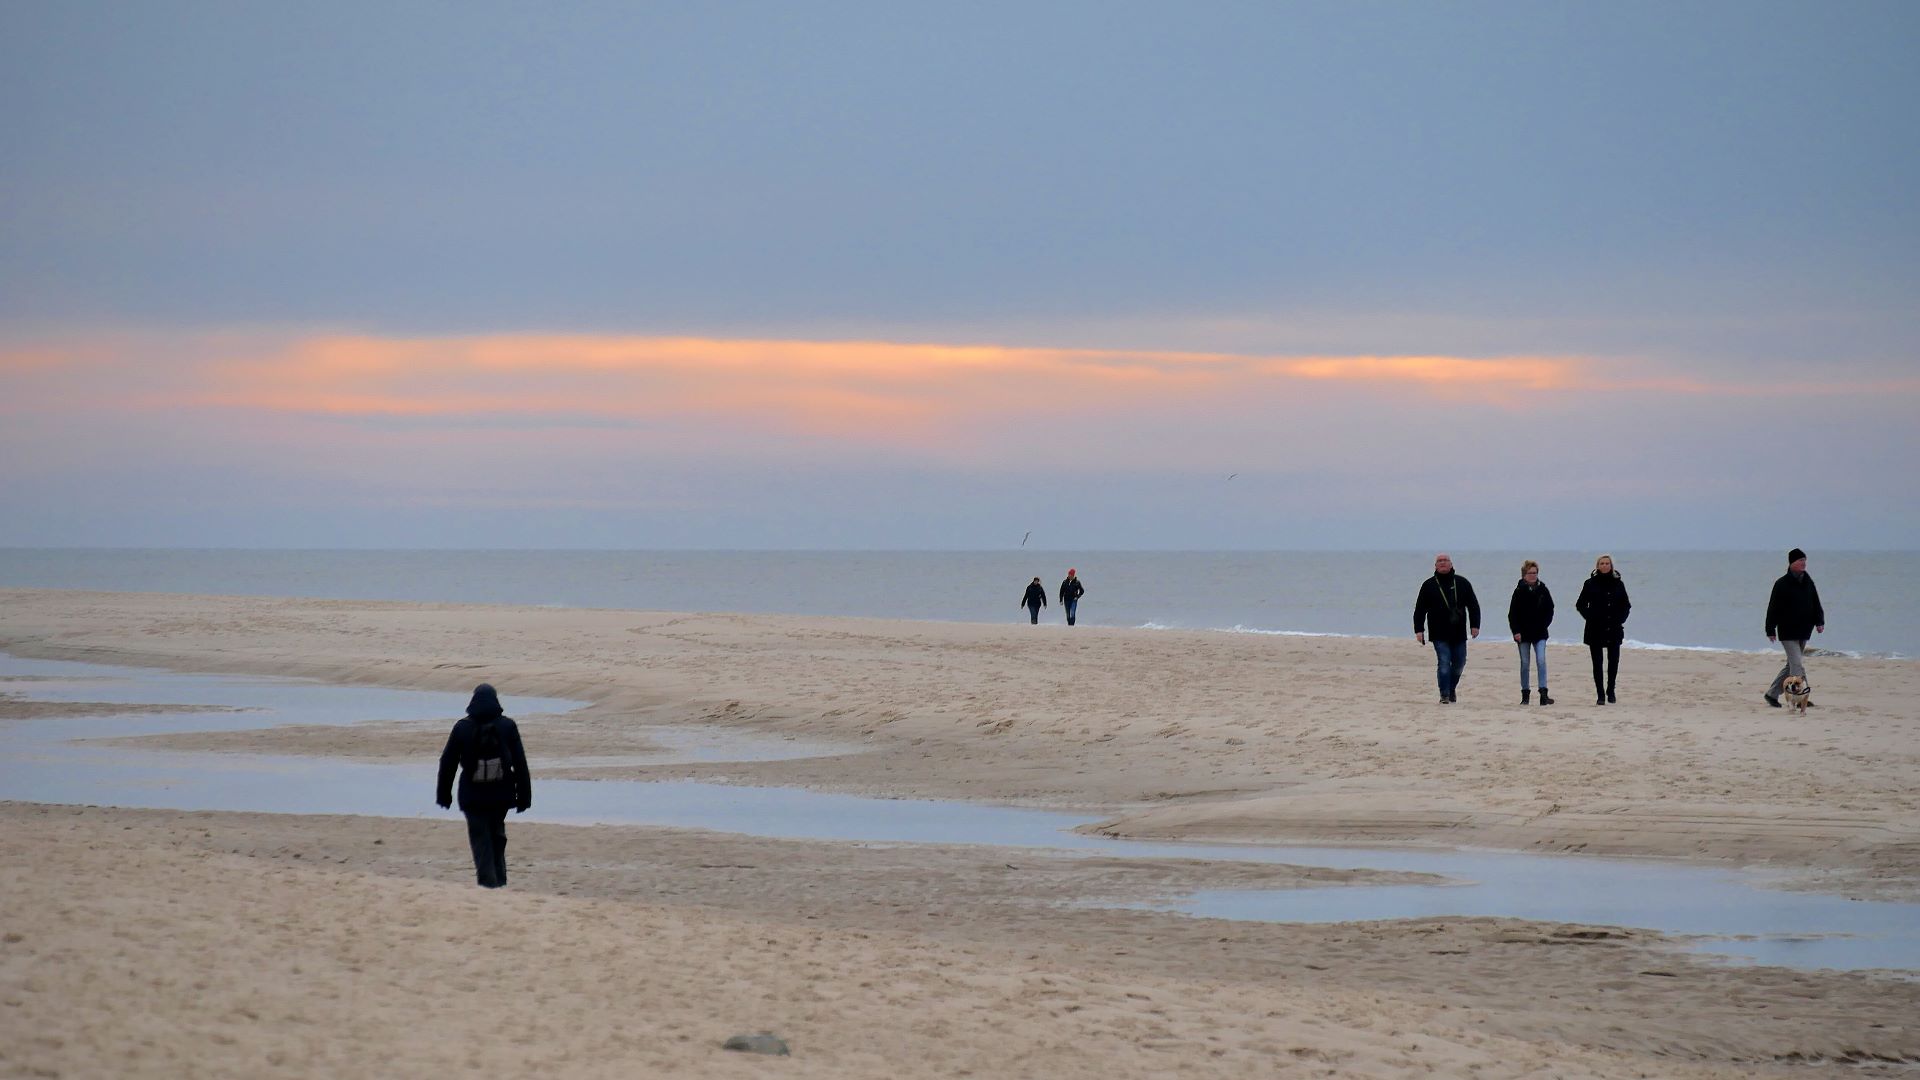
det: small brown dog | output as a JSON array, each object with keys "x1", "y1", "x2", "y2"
[{"x1": 1780, "y1": 675, "x2": 1811, "y2": 715}]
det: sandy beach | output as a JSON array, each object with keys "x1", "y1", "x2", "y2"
[{"x1": 4, "y1": 587, "x2": 1919, "y2": 1077}]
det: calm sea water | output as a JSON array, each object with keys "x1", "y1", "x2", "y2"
[{"x1": 0, "y1": 549, "x2": 1912, "y2": 658}]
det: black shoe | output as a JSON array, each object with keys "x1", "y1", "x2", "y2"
[
  {"x1": 1522, "y1": 689, "x2": 1531, "y2": 705},
  {"x1": 1439, "y1": 696, "x2": 1451, "y2": 705},
  {"x1": 1597, "y1": 694, "x2": 1606, "y2": 705},
  {"x1": 1606, "y1": 689, "x2": 1616, "y2": 704},
  {"x1": 1448, "y1": 693, "x2": 1458, "y2": 703},
  {"x1": 1764, "y1": 693, "x2": 1781, "y2": 708},
  {"x1": 1538, "y1": 688, "x2": 1554, "y2": 706}
]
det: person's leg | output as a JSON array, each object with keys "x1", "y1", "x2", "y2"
[
  {"x1": 1065, "y1": 598, "x2": 1078, "y2": 626},
  {"x1": 1433, "y1": 641, "x2": 1453, "y2": 700},
  {"x1": 1028, "y1": 603, "x2": 1040, "y2": 625},
  {"x1": 1769, "y1": 639, "x2": 1807, "y2": 697},
  {"x1": 1517, "y1": 642, "x2": 1532, "y2": 692},
  {"x1": 1443, "y1": 640, "x2": 1466, "y2": 700},
  {"x1": 1533, "y1": 641, "x2": 1549, "y2": 695},
  {"x1": 464, "y1": 810, "x2": 500, "y2": 888},
  {"x1": 489, "y1": 807, "x2": 509, "y2": 887},
  {"x1": 1589, "y1": 645, "x2": 1605, "y2": 701},
  {"x1": 1605, "y1": 644, "x2": 1620, "y2": 700}
]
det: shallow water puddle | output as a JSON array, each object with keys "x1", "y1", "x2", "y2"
[{"x1": 3, "y1": 652, "x2": 1917, "y2": 973}]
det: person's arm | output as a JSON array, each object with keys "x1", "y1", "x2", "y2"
[
  {"x1": 1542, "y1": 586, "x2": 1555, "y2": 631},
  {"x1": 436, "y1": 723, "x2": 461, "y2": 809},
  {"x1": 507, "y1": 722, "x2": 532, "y2": 812},
  {"x1": 1575, "y1": 580, "x2": 1592, "y2": 620},
  {"x1": 1811, "y1": 581, "x2": 1826, "y2": 633},
  {"x1": 1618, "y1": 582, "x2": 1630, "y2": 625},
  {"x1": 1507, "y1": 587, "x2": 1523, "y2": 640},
  {"x1": 1412, "y1": 582, "x2": 1429, "y2": 643},
  {"x1": 1464, "y1": 580, "x2": 1481, "y2": 638},
  {"x1": 1765, "y1": 579, "x2": 1783, "y2": 640}
]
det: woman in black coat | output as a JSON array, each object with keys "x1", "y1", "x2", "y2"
[
  {"x1": 1020, "y1": 577, "x2": 1048, "y2": 624},
  {"x1": 1574, "y1": 554, "x2": 1632, "y2": 705},
  {"x1": 1507, "y1": 559, "x2": 1554, "y2": 706}
]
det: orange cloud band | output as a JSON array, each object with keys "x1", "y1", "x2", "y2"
[
  {"x1": 179, "y1": 334, "x2": 1582, "y2": 427},
  {"x1": 25, "y1": 332, "x2": 1907, "y2": 441}
]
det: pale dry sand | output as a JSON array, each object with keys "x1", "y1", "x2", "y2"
[{"x1": 4, "y1": 588, "x2": 1919, "y2": 1077}]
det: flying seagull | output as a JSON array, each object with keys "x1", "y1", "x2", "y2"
[
  {"x1": 1021, "y1": 531, "x2": 1031, "y2": 547},
  {"x1": 1226, "y1": 473, "x2": 1238, "y2": 481}
]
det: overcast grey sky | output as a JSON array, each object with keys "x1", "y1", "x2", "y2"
[{"x1": 3, "y1": 2, "x2": 1916, "y2": 549}]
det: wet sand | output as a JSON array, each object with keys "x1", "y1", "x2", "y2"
[{"x1": 3, "y1": 588, "x2": 1919, "y2": 1076}]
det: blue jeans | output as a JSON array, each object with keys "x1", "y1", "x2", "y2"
[
  {"x1": 1433, "y1": 639, "x2": 1467, "y2": 698},
  {"x1": 1064, "y1": 598, "x2": 1079, "y2": 625},
  {"x1": 1517, "y1": 640, "x2": 1547, "y2": 690}
]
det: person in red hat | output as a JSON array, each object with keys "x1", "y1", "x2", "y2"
[{"x1": 1059, "y1": 568, "x2": 1085, "y2": 626}]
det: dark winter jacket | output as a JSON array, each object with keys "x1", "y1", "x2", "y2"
[
  {"x1": 1413, "y1": 571, "x2": 1481, "y2": 644},
  {"x1": 1059, "y1": 576, "x2": 1084, "y2": 604},
  {"x1": 1765, "y1": 571, "x2": 1826, "y2": 641},
  {"x1": 1575, "y1": 571, "x2": 1632, "y2": 647},
  {"x1": 1507, "y1": 579, "x2": 1555, "y2": 643},
  {"x1": 1022, "y1": 582, "x2": 1047, "y2": 610},
  {"x1": 436, "y1": 684, "x2": 532, "y2": 813}
]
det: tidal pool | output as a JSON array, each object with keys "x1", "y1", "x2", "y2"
[{"x1": 3, "y1": 652, "x2": 1915, "y2": 973}]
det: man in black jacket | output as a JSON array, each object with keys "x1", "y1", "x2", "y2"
[
  {"x1": 1414, "y1": 553, "x2": 1481, "y2": 704},
  {"x1": 1764, "y1": 548, "x2": 1827, "y2": 708},
  {"x1": 437, "y1": 683, "x2": 533, "y2": 887}
]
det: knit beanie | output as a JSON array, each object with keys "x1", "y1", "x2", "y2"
[{"x1": 1787, "y1": 547, "x2": 1807, "y2": 564}]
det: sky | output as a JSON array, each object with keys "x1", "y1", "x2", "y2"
[{"x1": 2, "y1": 1, "x2": 1916, "y2": 550}]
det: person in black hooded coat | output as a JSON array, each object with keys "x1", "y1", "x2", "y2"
[
  {"x1": 436, "y1": 683, "x2": 532, "y2": 888},
  {"x1": 1574, "y1": 554, "x2": 1632, "y2": 705}
]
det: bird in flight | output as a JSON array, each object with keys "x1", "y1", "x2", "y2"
[
  {"x1": 1226, "y1": 473, "x2": 1238, "y2": 481},
  {"x1": 1020, "y1": 531, "x2": 1031, "y2": 547}
]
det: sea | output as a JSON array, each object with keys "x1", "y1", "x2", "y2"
[{"x1": 0, "y1": 549, "x2": 1912, "y2": 659}]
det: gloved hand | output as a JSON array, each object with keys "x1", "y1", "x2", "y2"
[
  {"x1": 515, "y1": 800, "x2": 530, "y2": 814},
  {"x1": 436, "y1": 799, "x2": 451, "y2": 810}
]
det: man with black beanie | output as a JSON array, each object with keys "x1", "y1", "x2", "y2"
[{"x1": 1764, "y1": 548, "x2": 1826, "y2": 708}]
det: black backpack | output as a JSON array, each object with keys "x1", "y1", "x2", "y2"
[{"x1": 471, "y1": 718, "x2": 508, "y2": 783}]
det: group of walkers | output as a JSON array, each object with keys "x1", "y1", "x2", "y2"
[
  {"x1": 1021, "y1": 569, "x2": 1085, "y2": 625},
  {"x1": 1412, "y1": 548, "x2": 1827, "y2": 709},
  {"x1": 438, "y1": 550, "x2": 1830, "y2": 889}
]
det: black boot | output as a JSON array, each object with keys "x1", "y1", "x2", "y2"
[
  {"x1": 1538, "y1": 687, "x2": 1553, "y2": 706},
  {"x1": 1522, "y1": 688, "x2": 1531, "y2": 705},
  {"x1": 1606, "y1": 688, "x2": 1616, "y2": 704}
]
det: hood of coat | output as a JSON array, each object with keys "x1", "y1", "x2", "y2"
[{"x1": 466, "y1": 683, "x2": 503, "y2": 719}]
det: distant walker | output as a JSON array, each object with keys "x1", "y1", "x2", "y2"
[
  {"x1": 1020, "y1": 577, "x2": 1048, "y2": 625},
  {"x1": 1059, "y1": 569, "x2": 1085, "y2": 626}
]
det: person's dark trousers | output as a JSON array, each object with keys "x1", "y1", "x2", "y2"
[
  {"x1": 464, "y1": 805, "x2": 510, "y2": 888},
  {"x1": 1588, "y1": 644, "x2": 1620, "y2": 698},
  {"x1": 1064, "y1": 598, "x2": 1078, "y2": 626},
  {"x1": 1432, "y1": 639, "x2": 1467, "y2": 699},
  {"x1": 1027, "y1": 603, "x2": 1042, "y2": 624}
]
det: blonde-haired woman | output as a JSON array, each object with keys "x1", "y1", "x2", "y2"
[
  {"x1": 1574, "y1": 554, "x2": 1632, "y2": 705},
  {"x1": 1507, "y1": 559, "x2": 1555, "y2": 705}
]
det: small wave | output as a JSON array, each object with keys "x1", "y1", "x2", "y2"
[
  {"x1": 1135, "y1": 622, "x2": 1381, "y2": 640},
  {"x1": 1131, "y1": 625, "x2": 1905, "y2": 659},
  {"x1": 1622, "y1": 639, "x2": 1764, "y2": 655}
]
